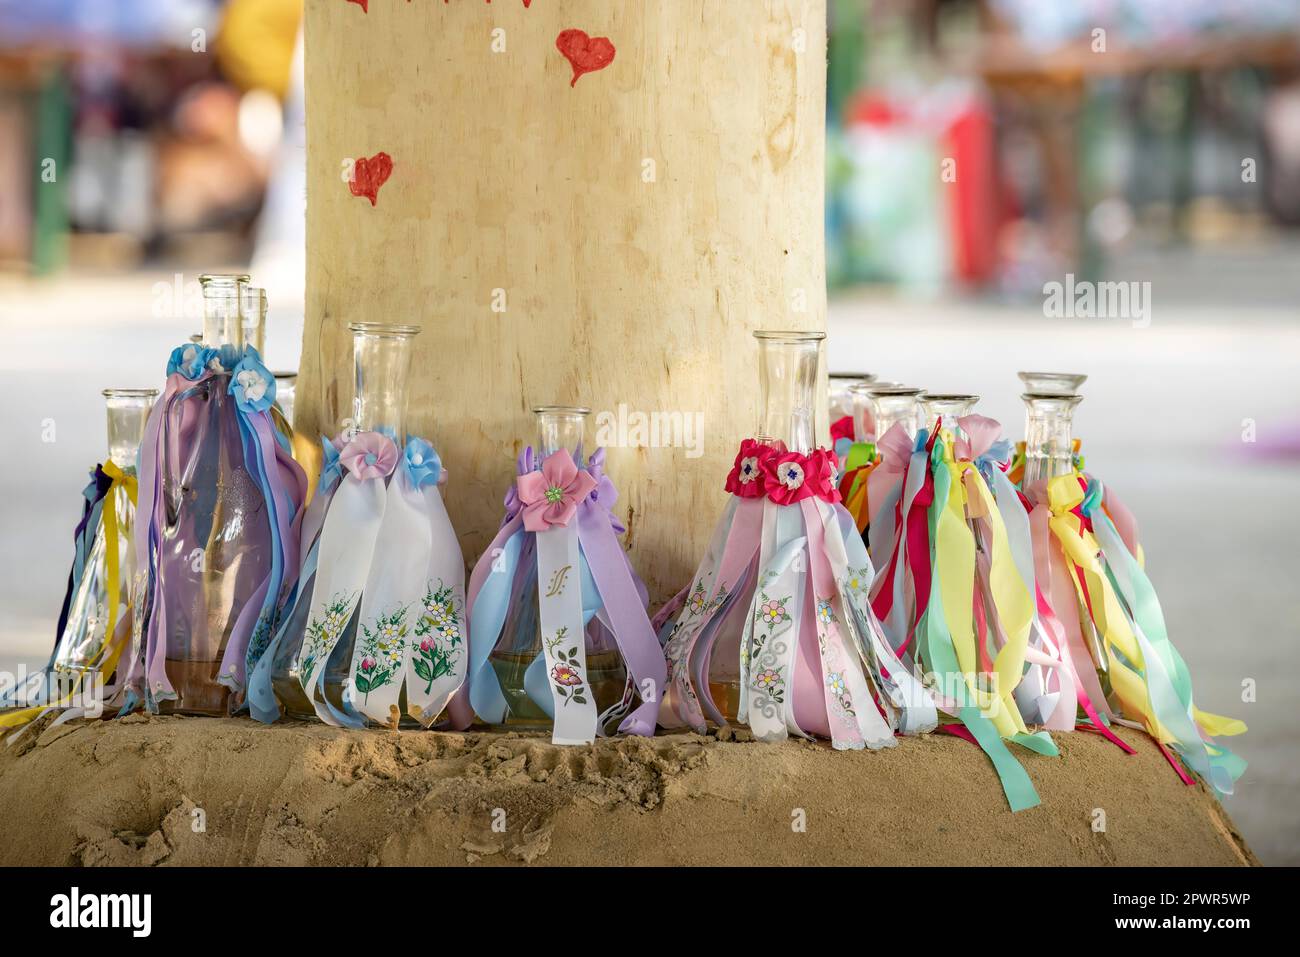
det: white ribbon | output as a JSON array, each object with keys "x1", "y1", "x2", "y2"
[
  {"x1": 535, "y1": 524, "x2": 597, "y2": 744},
  {"x1": 744, "y1": 504, "x2": 807, "y2": 743},
  {"x1": 349, "y1": 467, "x2": 431, "y2": 727},
  {"x1": 406, "y1": 481, "x2": 466, "y2": 725},
  {"x1": 297, "y1": 472, "x2": 386, "y2": 726}
]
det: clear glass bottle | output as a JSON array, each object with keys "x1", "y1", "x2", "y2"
[
  {"x1": 1021, "y1": 392, "x2": 1084, "y2": 487},
  {"x1": 919, "y1": 393, "x2": 979, "y2": 435},
  {"x1": 847, "y1": 379, "x2": 897, "y2": 443},
  {"x1": 828, "y1": 371, "x2": 875, "y2": 424},
  {"x1": 51, "y1": 389, "x2": 157, "y2": 681},
  {"x1": 1017, "y1": 371, "x2": 1086, "y2": 397},
  {"x1": 157, "y1": 273, "x2": 269, "y2": 716},
  {"x1": 866, "y1": 384, "x2": 923, "y2": 448},
  {"x1": 270, "y1": 323, "x2": 419, "y2": 720},
  {"x1": 703, "y1": 331, "x2": 825, "y2": 721},
  {"x1": 487, "y1": 406, "x2": 627, "y2": 728},
  {"x1": 272, "y1": 372, "x2": 298, "y2": 427}
]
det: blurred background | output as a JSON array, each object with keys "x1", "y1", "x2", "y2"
[{"x1": 0, "y1": 0, "x2": 1297, "y2": 862}]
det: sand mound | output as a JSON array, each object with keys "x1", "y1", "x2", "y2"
[{"x1": 0, "y1": 713, "x2": 1254, "y2": 866}]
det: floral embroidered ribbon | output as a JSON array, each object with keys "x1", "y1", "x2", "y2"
[
  {"x1": 659, "y1": 439, "x2": 936, "y2": 750},
  {"x1": 453, "y1": 448, "x2": 665, "y2": 744},
  {"x1": 274, "y1": 431, "x2": 465, "y2": 729}
]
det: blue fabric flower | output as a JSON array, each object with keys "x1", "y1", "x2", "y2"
[
  {"x1": 228, "y1": 353, "x2": 275, "y2": 414},
  {"x1": 319, "y1": 436, "x2": 343, "y2": 493},
  {"x1": 166, "y1": 343, "x2": 215, "y2": 380},
  {"x1": 404, "y1": 436, "x2": 442, "y2": 489}
]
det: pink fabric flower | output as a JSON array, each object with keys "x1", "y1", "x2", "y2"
[
  {"x1": 724, "y1": 439, "x2": 772, "y2": 498},
  {"x1": 516, "y1": 448, "x2": 598, "y2": 532},
  {"x1": 763, "y1": 448, "x2": 840, "y2": 505},
  {"x1": 340, "y1": 431, "x2": 399, "y2": 481}
]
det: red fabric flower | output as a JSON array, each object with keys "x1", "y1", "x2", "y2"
[
  {"x1": 724, "y1": 439, "x2": 771, "y2": 498},
  {"x1": 762, "y1": 447, "x2": 841, "y2": 505},
  {"x1": 830, "y1": 414, "x2": 855, "y2": 446}
]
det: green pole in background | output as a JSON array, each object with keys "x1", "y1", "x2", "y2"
[{"x1": 31, "y1": 64, "x2": 71, "y2": 276}]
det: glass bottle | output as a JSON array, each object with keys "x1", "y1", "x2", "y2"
[
  {"x1": 866, "y1": 384, "x2": 923, "y2": 449},
  {"x1": 157, "y1": 273, "x2": 268, "y2": 716},
  {"x1": 1021, "y1": 392, "x2": 1084, "y2": 487},
  {"x1": 51, "y1": 389, "x2": 157, "y2": 681},
  {"x1": 847, "y1": 379, "x2": 897, "y2": 443},
  {"x1": 241, "y1": 286, "x2": 268, "y2": 356},
  {"x1": 487, "y1": 406, "x2": 628, "y2": 728},
  {"x1": 828, "y1": 371, "x2": 875, "y2": 425},
  {"x1": 1017, "y1": 371, "x2": 1086, "y2": 397},
  {"x1": 919, "y1": 393, "x2": 979, "y2": 436},
  {"x1": 702, "y1": 331, "x2": 825, "y2": 721},
  {"x1": 270, "y1": 323, "x2": 419, "y2": 720},
  {"x1": 272, "y1": 372, "x2": 298, "y2": 427}
]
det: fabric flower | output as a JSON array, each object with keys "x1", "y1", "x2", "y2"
[
  {"x1": 319, "y1": 435, "x2": 344, "y2": 493},
  {"x1": 551, "y1": 664, "x2": 583, "y2": 687},
  {"x1": 830, "y1": 414, "x2": 855, "y2": 447},
  {"x1": 167, "y1": 343, "x2": 215, "y2": 380},
  {"x1": 229, "y1": 354, "x2": 275, "y2": 414},
  {"x1": 340, "y1": 431, "x2": 399, "y2": 481},
  {"x1": 724, "y1": 439, "x2": 772, "y2": 498},
  {"x1": 584, "y1": 448, "x2": 625, "y2": 533},
  {"x1": 404, "y1": 436, "x2": 443, "y2": 489},
  {"x1": 516, "y1": 448, "x2": 598, "y2": 532}
]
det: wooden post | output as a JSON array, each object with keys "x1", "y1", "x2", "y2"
[{"x1": 300, "y1": 0, "x2": 827, "y2": 605}]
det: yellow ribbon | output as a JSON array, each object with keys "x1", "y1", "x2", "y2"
[
  {"x1": 934, "y1": 434, "x2": 1033, "y2": 737},
  {"x1": 1, "y1": 464, "x2": 138, "y2": 731},
  {"x1": 1046, "y1": 474, "x2": 1173, "y2": 743}
]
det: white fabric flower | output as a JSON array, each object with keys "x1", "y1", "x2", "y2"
[
  {"x1": 738, "y1": 456, "x2": 760, "y2": 484},
  {"x1": 778, "y1": 461, "x2": 805, "y2": 490},
  {"x1": 235, "y1": 368, "x2": 268, "y2": 403}
]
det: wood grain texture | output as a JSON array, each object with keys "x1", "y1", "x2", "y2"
[{"x1": 301, "y1": 0, "x2": 828, "y2": 605}]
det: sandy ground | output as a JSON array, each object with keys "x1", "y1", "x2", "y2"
[{"x1": 0, "y1": 713, "x2": 1255, "y2": 867}]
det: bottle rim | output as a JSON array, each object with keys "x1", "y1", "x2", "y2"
[
  {"x1": 348, "y1": 321, "x2": 422, "y2": 338},
  {"x1": 752, "y1": 330, "x2": 826, "y2": 342},
  {"x1": 102, "y1": 388, "x2": 160, "y2": 399},
  {"x1": 532, "y1": 405, "x2": 591, "y2": 416}
]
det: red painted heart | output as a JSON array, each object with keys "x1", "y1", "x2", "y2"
[
  {"x1": 555, "y1": 29, "x2": 615, "y2": 87},
  {"x1": 349, "y1": 152, "x2": 393, "y2": 206}
]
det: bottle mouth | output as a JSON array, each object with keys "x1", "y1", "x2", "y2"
[
  {"x1": 348, "y1": 322, "x2": 422, "y2": 338},
  {"x1": 102, "y1": 388, "x2": 160, "y2": 399},
  {"x1": 532, "y1": 405, "x2": 591, "y2": 416},
  {"x1": 866, "y1": 384, "x2": 923, "y2": 397},
  {"x1": 198, "y1": 273, "x2": 250, "y2": 287},
  {"x1": 1017, "y1": 371, "x2": 1087, "y2": 394},
  {"x1": 752, "y1": 330, "x2": 826, "y2": 342},
  {"x1": 830, "y1": 371, "x2": 876, "y2": 382},
  {"x1": 1021, "y1": 392, "x2": 1084, "y2": 407},
  {"x1": 921, "y1": 393, "x2": 980, "y2": 403}
]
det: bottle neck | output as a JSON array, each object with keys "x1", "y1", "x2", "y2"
[
  {"x1": 754, "y1": 333, "x2": 823, "y2": 455},
  {"x1": 535, "y1": 407, "x2": 588, "y2": 460},
  {"x1": 869, "y1": 389, "x2": 922, "y2": 447},
  {"x1": 241, "y1": 287, "x2": 267, "y2": 355},
  {"x1": 1022, "y1": 394, "x2": 1082, "y2": 485},
  {"x1": 920, "y1": 394, "x2": 979, "y2": 435},
  {"x1": 200, "y1": 275, "x2": 248, "y2": 349},
  {"x1": 104, "y1": 391, "x2": 157, "y2": 470},
  {"x1": 351, "y1": 324, "x2": 418, "y2": 441}
]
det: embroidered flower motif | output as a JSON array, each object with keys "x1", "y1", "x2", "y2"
[
  {"x1": 724, "y1": 439, "x2": 772, "y2": 498},
  {"x1": 404, "y1": 436, "x2": 443, "y2": 489},
  {"x1": 551, "y1": 663, "x2": 583, "y2": 686},
  {"x1": 826, "y1": 672, "x2": 847, "y2": 697},
  {"x1": 759, "y1": 600, "x2": 788, "y2": 625},
  {"x1": 754, "y1": 668, "x2": 781, "y2": 689},
  {"x1": 229, "y1": 354, "x2": 275, "y2": 413},
  {"x1": 340, "y1": 431, "x2": 399, "y2": 481},
  {"x1": 817, "y1": 599, "x2": 834, "y2": 625},
  {"x1": 515, "y1": 448, "x2": 598, "y2": 532},
  {"x1": 687, "y1": 583, "x2": 708, "y2": 615}
]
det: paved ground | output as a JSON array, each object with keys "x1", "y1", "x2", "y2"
[{"x1": 1, "y1": 252, "x2": 1296, "y2": 863}]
